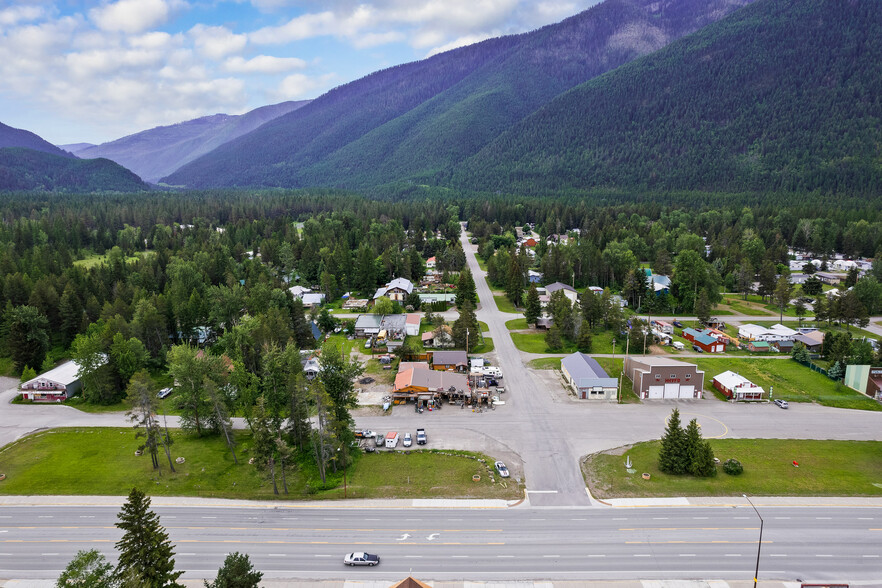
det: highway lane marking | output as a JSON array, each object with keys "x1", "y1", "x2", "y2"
[
  {"x1": 543, "y1": 555, "x2": 559, "y2": 558},
  {"x1": 571, "y1": 518, "x2": 586, "y2": 521},
  {"x1": 816, "y1": 554, "x2": 833, "y2": 557},
  {"x1": 267, "y1": 554, "x2": 286, "y2": 557},
  {"x1": 679, "y1": 554, "x2": 696, "y2": 557},
  {"x1": 497, "y1": 555, "x2": 514, "y2": 558},
  {"x1": 78, "y1": 516, "x2": 94, "y2": 519},
  {"x1": 314, "y1": 555, "x2": 332, "y2": 558},
  {"x1": 1, "y1": 539, "x2": 506, "y2": 547},
  {"x1": 815, "y1": 517, "x2": 831, "y2": 520},
  {"x1": 652, "y1": 517, "x2": 669, "y2": 520},
  {"x1": 619, "y1": 527, "x2": 758, "y2": 531},
  {"x1": 201, "y1": 517, "x2": 216, "y2": 519},
  {"x1": 404, "y1": 556, "x2": 422, "y2": 559},
  {"x1": 724, "y1": 554, "x2": 741, "y2": 557},
  {"x1": 626, "y1": 541, "x2": 770, "y2": 545},
  {"x1": 733, "y1": 517, "x2": 750, "y2": 520},
  {"x1": 769, "y1": 554, "x2": 786, "y2": 557},
  {"x1": 633, "y1": 554, "x2": 650, "y2": 557},
  {"x1": 530, "y1": 519, "x2": 546, "y2": 521},
  {"x1": 612, "y1": 518, "x2": 627, "y2": 521},
  {"x1": 774, "y1": 517, "x2": 790, "y2": 520},
  {"x1": 859, "y1": 517, "x2": 874, "y2": 520},
  {"x1": 863, "y1": 555, "x2": 880, "y2": 558},
  {"x1": 587, "y1": 554, "x2": 605, "y2": 558},
  {"x1": 37, "y1": 516, "x2": 52, "y2": 519},
  {"x1": 323, "y1": 518, "x2": 339, "y2": 521},
  {"x1": 451, "y1": 555, "x2": 468, "y2": 558}
]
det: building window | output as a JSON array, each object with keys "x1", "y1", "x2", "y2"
[
  {"x1": 685, "y1": 373, "x2": 691, "y2": 379},
  {"x1": 655, "y1": 374, "x2": 661, "y2": 380},
  {"x1": 670, "y1": 374, "x2": 676, "y2": 379}
]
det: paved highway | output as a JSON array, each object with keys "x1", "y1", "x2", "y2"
[{"x1": 0, "y1": 503, "x2": 878, "y2": 582}]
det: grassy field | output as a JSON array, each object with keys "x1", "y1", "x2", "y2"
[
  {"x1": 528, "y1": 357, "x2": 562, "y2": 370},
  {"x1": 691, "y1": 357, "x2": 882, "y2": 411},
  {"x1": 324, "y1": 334, "x2": 359, "y2": 357},
  {"x1": 719, "y1": 296, "x2": 775, "y2": 316},
  {"x1": 478, "y1": 321, "x2": 490, "y2": 333},
  {"x1": 584, "y1": 439, "x2": 882, "y2": 498},
  {"x1": 505, "y1": 318, "x2": 528, "y2": 330},
  {"x1": 492, "y1": 294, "x2": 519, "y2": 314},
  {"x1": 472, "y1": 337, "x2": 494, "y2": 354},
  {"x1": 0, "y1": 428, "x2": 521, "y2": 500},
  {"x1": 74, "y1": 251, "x2": 151, "y2": 269},
  {"x1": 510, "y1": 332, "x2": 578, "y2": 354}
]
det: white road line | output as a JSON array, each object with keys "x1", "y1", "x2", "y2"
[
  {"x1": 693, "y1": 517, "x2": 708, "y2": 520},
  {"x1": 531, "y1": 519, "x2": 546, "y2": 521},
  {"x1": 314, "y1": 555, "x2": 332, "y2": 558},
  {"x1": 448, "y1": 519, "x2": 462, "y2": 522},
  {"x1": 0, "y1": 516, "x2": 10, "y2": 519},
  {"x1": 816, "y1": 554, "x2": 833, "y2": 557},
  {"x1": 324, "y1": 518, "x2": 339, "y2": 521},
  {"x1": 41, "y1": 553, "x2": 58, "y2": 556},
  {"x1": 165, "y1": 516, "x2": 176, "y2": 519},
  {"x1": 633, "y1": 554, "x2": 650, "y2": 557},
  {"x1": 543, "y1": 555, "x2": 560, "y2": 558},
  {"x1": 0, "y1": 553, "x2": 12, "y2": 556},
  {"x1": 612, "y1": 518, "x2": 627, "y2": 521},
  {"x1": 178, "y1": 553, "x2": 196, "y2": 556},
  {"x1": 769, "y1": 554, "x2": 787, "y2": 557},
  {"x1": 815, "y1": 517, "x2": 831, "y2": 520},
  {"x1": 284, "y1": 518, "x2": 298, "y2": 521},
  {"x1": 653, "y1": 517, "x2": 668, "y2": 520},
  {"x1": 587, "y1": 554, "x2": 605, "y2": 558},
  {"x1": 863, "y1": 555, "x2": 880, "y2": 558},
  {"x1": 79, "y1": 516, "x2": 95, "y2": 519},
  {"x1": 405, "y1": 556, "x2": 422, "y2": 559},
  {"x1": 488, "y1": 519, "x2": 503, "y2": 522},
  {"x1": 571, "y1": 518, "x2": 587, "y2": 521},
  {"x1": 725, "y1": 554, "x2": 741, "y2": 557},
  {"x1": 365, "y1": 518, "x2": 381, "y2": 521},
  {"x1": 38, "y1": 516, "x2": 53, "y2": 519},
  {"x1": 201, "y1": 516, "x2": 216, "y2": 519},
  {"x1": 268, "y1": 554, "x2": 286, "y2": 557},
  {"x1": 859, "y1": 517, "x2": 874, "y2": 520},
  {"x1": 497, "y1": 555, "x2": 515, "y2": 558},
  {"x1": 733, "y1": 517, "x2": 750, "y2": 520},
  {"x1": 774, "y1": 517, "x2": 790, "y2": 520},
  {"x1": 451, "y1": 555, "x2": 468, "y2": 559},
  {"x1": 406, "y1": 518, "x2": 421, "y2": 521},
  {"x1": 679, "y1": 554, "x2": 696, "y2": 557}
]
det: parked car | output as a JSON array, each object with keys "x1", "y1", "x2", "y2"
[
  {"x1": 157, "y1": 387, "x2": 173, "y2": 399},
  {"x1": 403, "y1": 433, "x2": 412, "y2": 447},
  {"x1": 495, "y1": 386, "x2": 505, "y2": 394},
  {"x1": 344, "y1": 552, "x2": 380, "y2": 566},
  {"x1": 487, "y1": 378, "x2": 498, "y2": 387},
  {"x1": 364, "y1": 337, "x2": 373, "y2": 349},
  {"x1": 774, "y1": 399, "x2": 789, "y2": 409},
  {"x1": 692, "y1": 345, "x2": 704, "y2": 353},
  {"x1": 375, "y1": 434, "x2": 385, "y2": 447},
  {"x1": 673, "y1": 320, "x2": 684, "y2": 328},
  {"x1": 416, "y1": 428, "x2": 427, "y2": 445},
  {"x1": 494, "y1": 461, "x2": 510, "y2": 478},
  {"x1": 491, "y1": 395, "x2": 505, "y2": 405}
]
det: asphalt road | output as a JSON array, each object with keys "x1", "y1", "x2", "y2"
[{"x1": 0, "y1": 503, "x2": 878, "y2": 582}]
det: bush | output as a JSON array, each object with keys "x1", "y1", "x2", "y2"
[{"x1": 723, "y1": 458, "x2": 744, "y2": 476}]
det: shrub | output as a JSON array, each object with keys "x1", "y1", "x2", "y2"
[{"x1": 723, "y1": 458, "x2": 744, "y2": 476}]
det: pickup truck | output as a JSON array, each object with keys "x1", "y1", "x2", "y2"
[
  {"x1": 416, "y1": 428, "x2": 427, "y2": 445},
  {"x1": 354, "y1": 430, "x2": 376, "y2": 439}
]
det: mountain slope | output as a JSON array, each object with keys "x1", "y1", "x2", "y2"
[
  {"x1": 0, "y1": 122, "x2": 74, "y2": 158},
  {"x1": 451, "y1": 0, "x2": 882, "y2": 194},
  {"x1": 0, "y1": 148, "x2": 148, "y2": 192},
  {"x1": 59, "y1": 143, "x2": 96, "y2": 155},
  {"x1": 78, "y1": 101, "x2": 309, "y2": 183},
  {"x1": 164, "y1": 0, "x2": 753, "y2": 188}
]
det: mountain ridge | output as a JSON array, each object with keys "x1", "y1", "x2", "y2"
[
  {"x1": 0, "y1": 122, "x2": 75, "y2": 159},
  {"x1": 0, "y1": 147, "x2": 149, "y2": 192}
]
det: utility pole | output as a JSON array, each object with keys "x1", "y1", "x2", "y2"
[{"x1": 744, "y1": 494, "x2": 764, "y2": 588}]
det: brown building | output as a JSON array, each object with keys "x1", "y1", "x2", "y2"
[
  {"x1": 624, "y1": 357, "x2": 704, "y2": 400},
  {"x1": 867, "y1": 367, "x2": 882, "y2": 400}
]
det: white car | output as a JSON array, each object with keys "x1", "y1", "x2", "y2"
[
  {"x1": 403, "y1": 433, "x2": 413, "y2": 447},
  {"x1": 157, "y1": 387, "x2": 173, "y2": 399},
  {"x1": 494, "y1": 461, "x2": 510, "y2": 478},
  {"x1": 491, "y1": 395, "x2": 505, "y2": 405},
  {"x1": 344, "y1": 552, "x2": 380, "y2": 566}
]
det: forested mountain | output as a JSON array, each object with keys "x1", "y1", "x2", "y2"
[
  {"x1": 0, "y1": 148, "x2": 148, "y2": 192},
  {"x1": 0, "y1": 122, "x2": 74, "y2": 158},
  {"x1": 76, "y1": 101, "x2": 309, "y2": 183},
  {"x1": 164, "y1": 0, "x2": 754, "y2": 188},
  {"x1": 452, "y1": 0, "x2": 882, "y2": 194}
]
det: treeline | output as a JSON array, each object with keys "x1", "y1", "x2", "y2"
[{"x1": 0, "y1": 148, "x2": 148, "y2": 192}]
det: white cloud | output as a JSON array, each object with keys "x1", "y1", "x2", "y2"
[
  {"x1": 224, "y1": 55, "x2": 307, "y2": 74},
  {"x1": 89, "y1": 0, "x2": 180, "y2": 34},
  {"x1": 425, "y1": 33, "x2": 495, "y2": 57},
  {"x1": 274, "y1": 72, "x2": 335, "y2": 100},
  {"x1": 189, "y1": 24, "x2": 247, "y2": 59},
  {"x1": 0, "y1": 5, "x2": 45, "y2": 27},
  {"x1": 250, "y1": 11, "x2": 338, "y2": 44}
]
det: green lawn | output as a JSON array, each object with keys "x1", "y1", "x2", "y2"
[
  {"x1": 493, "y1": 295, "x2": 519, "y2": 314},
  {"x1": 324, "y1": 334, "x2": 359, "y2": 357},
  {"x1": 691, "y1": 357, "x2": 882, "y2": 411},
  {"x1": 505, "y1": 318, "x2": 528, "y2": 330},
  {"x1": 74, "y1": 251, "x2": 151, "y2": 269},
  {"x1": 363, "y1": 358, "x2": 397, "y2": 385},
  {"x1": 472, "y1": 337, "x2": 494, "y2": 354},
  {"x1": 0, "y1": 428, "x2": 521, "y2": 500},
  {"x1": 720, "y1": 296, "x2": 775, "y2": 316},
  {"x1": 584, "y1": 439, "x2": 882, "y2": 498},
  {"x1": 528, "y1": 357, "x2": 562, "y2": 370},
  {"x1": 510, "y1": 332, "x2": 577, "y2": 354},
  {"x1": 478, "y1": 321, "x2": 490, "y2": 333}
]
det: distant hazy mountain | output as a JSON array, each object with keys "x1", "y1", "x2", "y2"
[
  {"x1": 78, "y1": 101, "x2": 309, "y2": 183},
  {"x1": 451, "y1": 0, "x2": 882, "y2": 194},
  {"x1": 164, "y1": 0, "x2": 754, "y2": 189},
  {"x1": 59, "y1": 143, "x2": 95, "y2": 155},
  {"x1": 0, "y1": 148, "x2": 148, "y2": 192},
  {"x1": 1, "y1": 122, "x2": 74, "y2": 158}
]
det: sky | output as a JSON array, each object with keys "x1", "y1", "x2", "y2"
[{"x1": 0, "y1": 0, "x2": 600, "y2": 145}]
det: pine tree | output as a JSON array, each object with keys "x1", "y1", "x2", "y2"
[
  {"x1": 658, "y1": 408, "x2": 687, "y2": 475},
  {"x1": 452, "y1": 300, "x2": 479, "y2": 352},
  {"x1": 505, "y1": 252, "x2": 524, "y2": 308},
  {"x1": 692, "y1": 441, "x2": 718, "y2": 477},
  {"x1": 115, "y1": 488, "x2": 183, "y2": 588},
  {"x1": 577, "y1": 320, "x2": 593, "y2": 352},
  {"x1": 694, "y1": 289, "x2": 712, "y2": 326},
  {"x1": 455, "y1": 268, "x2": 478, "y2": 308},
  {"x1": 205, "y1": 552, "x2": 263, "y2": 588},
  {"x1": 544, "y1": 325, "x2": 563, "y2": 351},
  {"x1": 524, "y1": 283, "x2": 541, "y2": 326},
  {"x1": 683, "y1": 418, "x2": 703, "y2": 476}
]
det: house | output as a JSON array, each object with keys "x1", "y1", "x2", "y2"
[
  {"x1": 309, "y1": 321, "x2": 322, "y2": 342},
  {"x1": 545, "y1": 282, "x2": 579, "y2": 304},
  {"x1": 426, "y1": 256, "x2": 436, "y2": 269},
  {"x1": 535, "y1": 317, "x2": 554, "y2": 330},
  {"x1": 561, "y1": 353, "x2": 618, "y2": 400},
  {"x1": 431, "y1": 350, "x2": 468, "y2": 372},
  {"x1": 405, "y1": 313, "x2": 421, "y2": 337},
  {"x1": 651, "y1": 320, "x2": 674, "y2": 335},
  {"x1": 587, "y1": 286, "x2": 604, "y2": 295},
  {"x1": 303, "y1": 357, "x2": 321, "y2": 380},
  {"x1": 374, "y1": 277, "x2": 414, "y2": 301},
  {"x1": 707, "y1": 328, "x2": 739, "y2": 347},
  {"x1": 422, "y1": 325, "x2": 454, "y2": 348},
  {"x1": 19, "y1": 360, "x2": 96, "y2": 402},
  {"x1": 789, "y1": 273, "x2": 809, "y2": 285},
  {"x1": 793, "y1": 331, "x2": 824, "y2": 352},
  {"x1": 746, "y1": 341, "x2": 771, "y2": 352},
  {"x1": 646, "y1": 272, "x2": 672, "y2": 294},
  {"x1": 683, "y1": 328, "x2": 726, "y2": 353},
  {"x1": 354, "y1": 314, "x2": 384, "y2": 338},
  {"x1": 624, "y1": 357, "x2": 704, "y2": 400},
  {"x1": 773, "y1": 340, "x2": 794, "y2": 353},
  {"x1": 418, "y1": 293, "x2": 456, "y2": 306},
  {"x1": 524, "y1": 238, "x2": 538, "y2": 248},
  {"x1": 737, "y1": 323, "x2": 796, "y2": 342},
  {"x1": 342, "y1": 298, "x2": 369, "y2": 310},
  {"x1": 528, "y1": 270, "x2": 543, "y2": 284},
  {"x1": 712, "y1": 370, "x2": 766, "y2": 401},
  {"x1": 288, "y1": 285, "x2": 312, "y2": 298},
  {"x1": 815, "y1": 272, "x2": 842, "y2": 285},
  {"x1": 301, "y1": 293, "x2": 326, "y2": 308}
]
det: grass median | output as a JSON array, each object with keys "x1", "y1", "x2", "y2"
[
  {"x1": 584, "y1": 439, "x2": 882, "y2": 498},
  {"x1": 0, "y1": 428, "x2": 521, "y2": 500}
]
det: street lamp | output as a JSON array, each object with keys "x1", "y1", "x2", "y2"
[{"x1": 743, "y1": 494, "x2": 764, "y2": 588}]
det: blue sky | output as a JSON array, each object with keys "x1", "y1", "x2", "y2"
[{"x1": 0, "y1": 0, "x2": 600, "y2": 145}]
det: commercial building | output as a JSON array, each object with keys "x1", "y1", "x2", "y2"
[
  {"x1": 712, "y1": 370, "x2": 766, "y2": 401},
  {"x1": 624, "y1": 357, "x2": 704, "y2": 400},
  {"x1": 560, "y1": 353, "x2": 618, "y2": 400},
  {"x1": 20, "y1": 361, "x2": 92, "y2": 402}
]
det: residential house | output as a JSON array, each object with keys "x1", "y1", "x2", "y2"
[
  {"x1": 561, "y1": 353, "x2": 618, "y2": 400},
  {"x1": 713, "y1": 370, "x2": 766, "y2": 401},
  {"x1": 651, "y1": 320, "x2": 674, "y2": 335},
  {"x1": 431, "y1": 350, "x2": 468, "y2": 372},
  {"x1": 587, "y1": 286, "x2": 604, "y2": 295},
  {"x1": 793, "y1": 331, "x2": 824, "y2": 352},
  {"x1": 303, "y1": 357, "x2": 321, "y2": 380},
  {"x1": 373, "y1": 277, "x2": 414, "y2": 302},
  {"x1": 644, "y1": 270, "x2": 672, "y2": 295},
  {"x1": 422, "y1": 325, "x2": 454, "y2": 348},
  {"x1": 523, "y1": 238, "x2": 538, "y2": 248},
  {"x1": 528, "y1": 270, "x2": 543, "y2": 284},
  {"x1": 393, "y1": 367, "x2": 469, "y2": 402},
  {"x1": 405, "y1": 313, "x2": 421, "y2": 337},
  {"x1": 288, "y1": 285, "x2": 312, "y2": 298},
  {"x1": 418, "y1": 293, "x2": 456, "y2": 307},
  {"x1": 844, "y1": 365, "x2": 882, "y2": 399},
  {"x1": 789, "y1": 273, "x2": 809, "y2": 285},
  {"x1": 426, "y1": 256, "x2": 436, "y2": 269},
  {"x1": 815, "y1": 272, "x2": 842, "y2": 285},
  {"x1": 301, "y1": 293, "x2": 326, "y2": 308},
  {"x1": 683, "y1": 328, "x2": 726, "y2": 353},
  {"x1": 535, "y1": 317, "x2": 554, "y2": 330},
  {"x1": 624, "y1": 357, "x2": 704, "y2": 400},
  {"x1": 19, "y1": 360, "x2": 97, "y2": 402},
  {"x1": 737, "y1": 323, "x2": 796, "y2": 342},
  {"x1": 773, "y1": 340, "x2": 794, "y2": 353},
  {"x1": 545, "y1": 282, "x2": 579, "y2": 304},
  {"x1": 380, "y1": 314, "x2": 407, "y2": 340},
  {"x1": 354, "y1": 314, "x2": 384, "y2": 338}
]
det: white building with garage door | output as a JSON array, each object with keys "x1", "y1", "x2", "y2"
[{"x1": 624, "y1": 357, "x2": 704, "y2": 400}]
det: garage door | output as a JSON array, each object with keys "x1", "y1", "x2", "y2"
[
  {"x1": 648, "y1": 385, "x2": 664, "y2": 399},
  {"x1": 679, "y1": 385, "x2": 695, "y2": 399},
  {"x1": 663, "y1": 383, "x2": 680, "y2": 398}
]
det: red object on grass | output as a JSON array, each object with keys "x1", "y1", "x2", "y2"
[{"x1": 793, "y1": 461, "x2": 799, "y2": 467}]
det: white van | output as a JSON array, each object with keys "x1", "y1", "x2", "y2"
[
  {"x1": 672, "y1": 342, "x2": 685, "y2": 351},
  {"x1": 384, "y1": 431, "x2": 399, "y2": 448}
]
